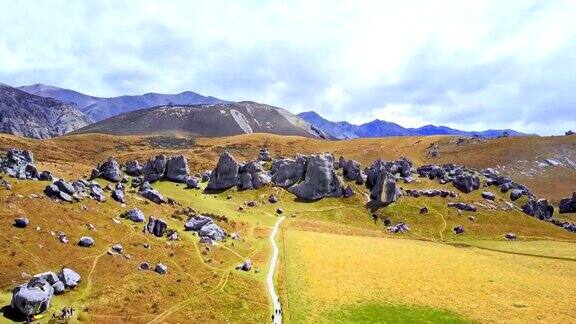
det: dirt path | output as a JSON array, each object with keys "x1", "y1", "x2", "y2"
[{"x1": 267, "y1": 217, "x2": 285, "y2": 324}]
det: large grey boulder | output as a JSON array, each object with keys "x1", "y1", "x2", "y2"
[
  {"x1": 288, "y1": 153, "x2": 343, "y2": 200},
  {"x1": 11, "y1": 277, "x2": 54, "y2": 316},
  {"x1": 559, "y1": 192, "x2": 576, "y2": 214},
  {"x1": 98, "y1": 157, "x2": 123, "y2": 182},
  {"x1": 90, "y1": 186, "x2": 106, "y2": 202},
  {"x1": 146, "y1": 217, "x2": 167, "y2": 237},
  {"x1": 523, "y1": 199, "x2": 554, "y2": 220},
  {"x1": 452, "y1": 174, "x2": 480, "y2": 193},
  {"x1": 125, "y1": 160, "x2": 142, "y2": 176},
  {"x1": 370, "y1": 171, "x2": 398, "y2": 205},
  {"x1": 13, "y1": 217, "x2": 29, "y2": 228},
  {"x1": 198, "y1": 222, "x2": 227, "y2": 241},
  {"x1": 78, "y1": 236, "x2": 94, "y2": 247},
  {"x1": 142, "y1": 155, "x2": 168, "y2": 183},
  {"x1": 270, "y1": 155, "x2": 307, "y2": 187},
  {"x1": 165, "y1": 155, "x2": 190, "y2": 182},
  {"x1": 155, "y1": 263, "x2": 168, "y2": 274},
  {"x1": 342, "y1": 159, "x2": 362, "y2": 181},
  {"x1": 206, "y1": 151, "x2": 240, "y2": 190},
  {"x1": 58, "y1": 268, "x2": 81, "y2": 288}
]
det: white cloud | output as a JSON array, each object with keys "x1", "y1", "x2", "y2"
[{"x1": 0, "y1": 0, "x2": 575, "y2": 135}]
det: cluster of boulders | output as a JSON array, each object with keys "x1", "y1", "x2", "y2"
[
  {"x1": 205, "y1": 151, "x2": 348, "y2": 200},
  {"x1": 10, "y1": 268, "x2": 80, "y2": 317},
  {"x1": 417, "y1": 164, "x2": 481, "y2": 193},
  {"x1": 0, "y1": 148, "x2": 53, "y2": 181},
  {"x1": 139, "y1": 261, "x2": 168, "y2": 274},
  {"x1": 405, "y1": 189, "x2": 457, "y2": 198},
  {"x1": 559, "y1": 192, "x2": 576, "y2": 214},
  {"x1": 448, "y1": 202, "x2": 477, "y2": 212},
  {"x1": 44, "y1": 178, "x2": 112, "y2": 203},
  {"x1": 184, "y1": 215, "x2": 227, "y2": 244},
  {"x1": 363, "y1": 158, "x2": 414, "y2": 205}
]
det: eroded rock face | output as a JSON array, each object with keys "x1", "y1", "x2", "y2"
[
  {"x1": 270, "y1": 155, "x2": 307, "y2": 187},
  {"x1": 165, "y1": 155, "x2": 190, "y2": 183},
  {"x1": 370, "y1": 171, "x2": 398, "y2": 205},
  {"x1": 98, "y1": 157, "x2": 123, "y2": 182},
  {"x1": 206, "y1": 152, "x2": 240, "y2": 190},
  {"x1": 288, "y1": 153, "x2": 343, "y2": 200},
  {"x1": 142, "y1": 155, "x2": 168, "y2": 183},
  {"x1": 146, "y1": 217, "x2": 167, "y2": 237},
  {"x1": 452, "y1": 174, "x2": 480, "y2": 193},
  {"x1": 11, "y1": 278, "x2": 54, "y2": 316},
  {"x1": 523, "y1": 199, "x2": 554, "y2": 220},
  {"x1": 258, "y1": 148, "x2": 272, "y2": 161}
]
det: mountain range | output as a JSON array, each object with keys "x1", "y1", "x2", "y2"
[
  {"x1": 0, "y1": 83, "x2": 92, "y2": 139},
  {"x1": 298, "y1": 111, "x2": 525, "y2": 139},
  {"x1": 1, "y1": 82, "x2": 527, "y2": 140},
  {"x1": 18, "y1": 83, "x2": 226, "y2": 122}
]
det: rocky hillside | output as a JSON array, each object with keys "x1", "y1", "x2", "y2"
[
  {"x1": 299, "y1": 111, "x2": 525, "y2": 139},
  {"x1": 19, "y1": 83, "x2": 227, "y2": 122},
  {"x1": 0, "y1": 84, "x2": 92, "y2": 139},
  {"x1": 73, "y1": 101, "x2": 331, "y2": 139}
]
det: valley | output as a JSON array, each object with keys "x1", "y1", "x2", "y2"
[{"x1": 0, "y1": 133, "x2": 575, "y2": 323}]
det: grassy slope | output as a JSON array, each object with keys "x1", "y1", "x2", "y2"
[{"x1": 1, "y1": 133, "x2": 575, "y2": 323}]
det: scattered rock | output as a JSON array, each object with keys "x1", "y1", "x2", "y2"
[
  {"x1": 96, "y1": 157, "x2": 123, "y2": 182},
  {"x1": 142, "y1": 155, "x2": 168, "y2": 183},
  {"x1": 154, "y1": 263, "x2": 168, "y2": 274},
  {"x1": 78, "y1": 236, "x2": 94, "y2": 247},
  {"x1": 258, "y1": 148, "x2": 272, "y2": 161},
  {"x1": 125, "y1": 160, "x2": 142, "y2": 176},
  {"x1": 268, "y1": 194, "x2": 278, "y2": 203},
  {"x1": 505, "y1": 233, "x2": 517, "y2": 240},
  {"x1": 453, "y1": 174, "x2": 480, "y2": 193},
  {"x1": 481, "y1": 191, "x2": 496, "y2": 201},
  {"x1": 387, "y1": 222, "x2": 409, "y2": 234},
  {"x1": 139, "y1": 262, "x2": 150, "y2": 270},
  {"x1": 237, "y1": 259, "x2": 252, "y2": 271},
  {"x1": 419, "y1": 207, "x2": 428, "y2": 214},
  {"x1": 13, "y1": 217, "x2": 29, "y2": 228},
  {"x1": 448, "y1": 202, "x2": 477, "y2": 212},
  {"x1": 111, "y1": 244, "x2": 124, "y2": 254},
  {"x1": 453, "y1": 225, "x2": 465, "y2": 234},
  {"x1": 276, "y1": 208, "x2": 284, "y2": 214}
]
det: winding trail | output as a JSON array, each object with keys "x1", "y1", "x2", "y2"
[{"x1": 267, "y1": 217, "x2": 285, "y2": 324}]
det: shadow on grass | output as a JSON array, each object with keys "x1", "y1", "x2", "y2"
[{"x1": 1, "y1": 305, "x2": 25, "y2": 322}]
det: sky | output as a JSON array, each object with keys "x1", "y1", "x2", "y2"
[{"x1": 1, "y1": 0, "x2": 575, "y2": 135}]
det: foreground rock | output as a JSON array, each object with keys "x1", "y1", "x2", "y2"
[
  {"x1": 207, "y1": 152, "x2": 240, "y2": 190},
  {"x1": 288, "y1": 153, "x2": 343, "y2": 200},
  {"x1": 11, "y1": 277, "x2": 54, "y2": 316},
  {"x1": 270, "y1": 155, "x2": 307, "y2": 187},
  {"x1": 142, "y1": 155, "x2": 168, "y2": 183},
  {"x1": 138, "y1": 181, "x2": 166, "y2": 204}
]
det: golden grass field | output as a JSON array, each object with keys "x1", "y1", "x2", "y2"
[{"x1": 0, "y1": 132, "x2": 575, "y2": 323}]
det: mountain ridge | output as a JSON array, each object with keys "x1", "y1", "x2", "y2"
[
  {"x1": 18, "y1": 83, "x2": 228, "y2": 122},
  {"x1": 298, "y1": 111, "x2": 526, "y2": 139}
]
